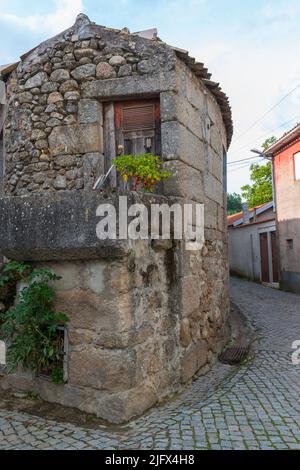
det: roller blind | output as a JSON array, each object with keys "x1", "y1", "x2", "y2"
[{"x1": 122, "y1": 104, "x2": 155, "y2": 132}]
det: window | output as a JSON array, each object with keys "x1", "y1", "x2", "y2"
[
  {"x1": 287, "y1": 239, "x2": 294, "y2": 250},
  {"x1": 294, "y1": 152, "x2": 300, "y2": 180},
  {"x1": 39, "y1": 326, "x2": 68, "y2": 383},
  {"x1": 114, "y1": 100, "x2": 161, "y2": 156}
]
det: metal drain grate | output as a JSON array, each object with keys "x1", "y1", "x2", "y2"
[{"x1": 219, "y1": 347, "x2": 249, "y2": 365}]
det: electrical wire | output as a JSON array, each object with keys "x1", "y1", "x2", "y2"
[
  {"x1": 229, "y1": 113, "x2": 300, "y2": 157},
  {"x1": 227, "y1": 155, "x2": 261, "y2": 166},
  {"x1": 228, "y1": 161, "x2": 261, "y2": 173},
  {"x1": 233, "y1": 84, "x2": 300, "y2": 142}
]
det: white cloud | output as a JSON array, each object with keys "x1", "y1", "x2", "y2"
[{"x1": 0, "y1": 0, "x2": 83, "y2": 35}]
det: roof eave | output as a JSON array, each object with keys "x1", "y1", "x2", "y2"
[
  {"x1": 172, "y1": 47, "x2": 233, "y2": 147},
  {"x1": 268, "y1": 125, "x2": 300, "y2": 155}
]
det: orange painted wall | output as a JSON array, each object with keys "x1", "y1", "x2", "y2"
[
  {"x1": 274, "y1": 140, "x2": 300, "y2": 274},
  {"x1": 274, "y1": 140, "x2": 300, "y2": 222}
]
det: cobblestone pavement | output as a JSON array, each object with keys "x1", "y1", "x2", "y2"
[{"x1": 1, "y1": 278, "x2": 300, "y2": 450}]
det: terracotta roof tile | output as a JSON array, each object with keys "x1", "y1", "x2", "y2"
[{"x1": 227, "y1": 201, "x2": 272, "y2": 226}]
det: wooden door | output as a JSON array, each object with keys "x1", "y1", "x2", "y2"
[
  {"x1": 260, "y1": 232, "x2": 270, "y2": 283},
  {"x1": 114, "y1": 100, "x2": 161, "y2": 156},
  {"x1": 271, "y1": 231, "x2": 279, "y2": 283}
]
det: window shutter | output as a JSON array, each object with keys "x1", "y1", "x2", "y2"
[
  {"x1": 122, "y1": 104, "x2": 155, "y2": 132},
  {"x1": 114, "y1": 99, "x2": 161, "y2": 157}
]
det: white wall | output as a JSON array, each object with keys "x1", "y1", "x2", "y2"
[{"x1": 229, "y1": 220, "x2": 276, "y2": 281}]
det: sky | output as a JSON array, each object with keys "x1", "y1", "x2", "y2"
[{"x1": 1, "y1": 0, "x2": 300, "y2": 196}]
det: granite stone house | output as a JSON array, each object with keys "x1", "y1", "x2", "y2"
[{"x1": 0, "y1": 14, "x2": 232, "y2": 423}]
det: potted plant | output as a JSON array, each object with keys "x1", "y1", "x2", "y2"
[{"x1": 113, "y1": 153, "x2": 172, "y2": 193}]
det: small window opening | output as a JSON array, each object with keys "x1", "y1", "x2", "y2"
[
  {"x1": 287, "y1": 239, "x2": 294, "y2": 250},
  {"x1": 40, "y1": 327, "x2": 68, "y2": 383}
]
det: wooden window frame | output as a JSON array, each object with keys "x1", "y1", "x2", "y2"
[{"x1": 114, "y1": 99, "x2": 161, "y2": 156}]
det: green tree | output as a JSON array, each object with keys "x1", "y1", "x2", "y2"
[
  {"x1": 241, "y1": 162, "x2": 272, "y2": 207},
  {"x1": 262, "y1": 136, "x2": 277, "y2": 152},
  {"x1": 227, "y1": 192, "x2": 243, "y2": 215}
]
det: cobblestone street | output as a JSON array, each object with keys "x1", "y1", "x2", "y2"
[{"x1": 0, "y1": 277, "x2": 300, "y2": 450}]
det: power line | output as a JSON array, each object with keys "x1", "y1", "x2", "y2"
[
  {"x1": 227, "y1": 155, "x2": 263, "y2": 165},
  {"x1": 228, "y1": 165, "x2": 251, "y2": 173},
  {"x1": 233, "y1": 84, "x2": 300, "y2": 142},
  {"x1": 229, "y1": 113, "x2": 300, "y2": 157},
  {"x1": 228, "y1": 160, "x2": 261, "y2": 173}
]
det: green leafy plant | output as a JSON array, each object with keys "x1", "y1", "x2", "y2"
[
  {"x1": 26, "y1": 390, "x2": 40, "y2": 400},
  {"x1": 50, "y1": 367, "x2": 65, "y2": 385},
  {"x1": 113, "y1": 153, "x2": 172, "y2": 192},
  {"x1": 241, "y1": 162, "x2": 272, "y2": 208},
  {"x1": 0, "y1": 261, "x2": 31, "y2": 288},
  {"x1": 0, "y1": 261, "x2": 32, "y2": 315},
  {"x1": 227, "y1": 192, "x2": 243, "y2": 215},
  {"x1": 262, "y1": 136, "x2": 277, "y2": 152},
  {"x1": 0, "y1": 268, "x2": 69, "y2": 384}
]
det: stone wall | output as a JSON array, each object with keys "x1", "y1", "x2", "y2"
[
  {"x1": 2, "y1": 15, "x2": 175, "y2": 195},
  {"x1": 1, "y1": 245, "x2": 179, "y2": 423},
  {"x1": 158, "y1": 57, "x2": 229, "y2": 380},
  {"x1": 0, "y1": 190, "x2": 228, "y2": 422},
  {"x1": 0, "y1": 14, "x2": 231, "y2": 423}
]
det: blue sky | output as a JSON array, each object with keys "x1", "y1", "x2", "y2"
[{"x1": 1, "y1": 0, "x2": 300, "y2": 195}]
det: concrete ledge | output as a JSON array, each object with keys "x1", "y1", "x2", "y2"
[{"x1": 0, "y1": 191, "x2": 169, "y2": 261}]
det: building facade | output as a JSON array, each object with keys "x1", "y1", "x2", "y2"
[
  {"x1": 228, "y1": 202, "x2": 278, "y2": 285},
  {"x1": 0, "y1": 14, "x2": 232, "y2": 423},
  {"x1": 268, "y1": 124, "x2": 300, "y2": 294}
]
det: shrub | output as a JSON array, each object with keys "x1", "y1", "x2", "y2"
[{"x1": 0, "y1": 267, "x2": 69, "y2": 384}]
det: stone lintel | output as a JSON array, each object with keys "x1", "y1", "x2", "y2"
[{"x1": 81, "y1": 73, "x2": 176, "y2": 100}]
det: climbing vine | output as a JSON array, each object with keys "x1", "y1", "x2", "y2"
[{"x1": 0, "y1": 264, "x2": 69, "y2": 384}]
